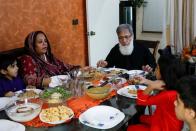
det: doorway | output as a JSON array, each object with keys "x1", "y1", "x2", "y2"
[{"x1": 119, "y1": 1, "x2": 136, "y2": 38}]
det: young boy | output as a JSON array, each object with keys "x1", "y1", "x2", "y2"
[
  {"x1": 174, "y1": 76, "x2": 196, "y2": 131},
  {"x1": 0, "y1": 54, "x2": 25, "y2": 97}
]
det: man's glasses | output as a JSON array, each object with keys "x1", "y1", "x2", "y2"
[{"x1": 118, "y1": 35, "x2": 132, "y2": 40}]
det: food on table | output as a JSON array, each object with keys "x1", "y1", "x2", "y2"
[
  {"x1": 102, "y1": 76, "x2": 109, "y2": 81},
  {"x1": 127, "y1": 77, "x2": 141, "y2": 85},
  {"x1": 39, "y1": 105, "x2": 74, "y2": 123},
  {"x1": 16, "y1": 106, "x2": 33, "y2": 113},
  {"x1": 128, "y1": 89, "x2": 137, "y2": 94},
  {"x1": 40, "y1": 86, "x2": 71, "y2": 104},
  {"x1": 18, "y1": 90, "x2": 39, "y2": 100},
  {"x1": 86, "y1": 86, "x2": 110, "y2": 100},
  {"x1": 110, "y1": 78, "x2": 122, "y2": 84},
  {"x1": 105, "y1": 69, "x2": 124, "y2": 76},
  {"x1": 80, "y1": 69, "x2": 104, "y2": 81}
]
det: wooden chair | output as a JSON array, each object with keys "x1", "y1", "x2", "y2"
[
  {"x1": 135, "y1": 40, "x2": 160, "y2": 58},
  {"x1": 0, "y1": 47, "x2": 26, "y2": 58}
]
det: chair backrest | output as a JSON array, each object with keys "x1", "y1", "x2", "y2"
[
  {"x1": 0, "y1": 47, "x2": 26, "y2": 58},
  {"x1": 135, "y1": 40, "x2": 160, "y2": 57}
]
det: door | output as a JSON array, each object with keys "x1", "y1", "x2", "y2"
[{"x1": 86, "y1": 0, "x2": 119, "y2": 66}]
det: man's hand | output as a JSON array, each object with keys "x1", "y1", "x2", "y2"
[
  {"x1": 142, "y1": 65, "x2": 153, "y2": 72},
  {"x1": 97, "y1": 60, "x2": 108, "y2": 67}
]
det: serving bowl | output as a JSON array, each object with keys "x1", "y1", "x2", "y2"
[
  {"x1": 86, "y1": 86, "x2": 110, "y2": 100},
  {"x1": 5, "y1": 99, "x2": 42, "y2": 122},
  {"x1": 40, "y1": 86, "x2": 72, "y2": 105}
]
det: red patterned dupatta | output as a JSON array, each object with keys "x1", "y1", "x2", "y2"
[{"x1": 24, "y1": 31, "x2": 74, "y2": 76}]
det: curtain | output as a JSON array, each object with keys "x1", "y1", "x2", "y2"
[{"x1": 163, "y1": 0, "x2": 196, "y2": 54}]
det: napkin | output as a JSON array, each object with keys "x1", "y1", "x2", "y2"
[{"x1": 49, "y1": 75, "x2": 69, "y2": 88}]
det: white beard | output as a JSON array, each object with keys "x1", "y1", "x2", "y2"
[{"x1": 119, "y1": 39, "x2": 134, "y2": 55}]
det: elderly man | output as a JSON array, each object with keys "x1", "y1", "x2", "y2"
[{"x1": 97, "y1": 24, "x2": 156, "y2": 71}]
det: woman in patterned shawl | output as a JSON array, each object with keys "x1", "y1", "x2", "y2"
[{"x1": 19, "y1": 31, "x2": 78, "y2": 89}]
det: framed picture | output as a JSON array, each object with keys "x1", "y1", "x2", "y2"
[{"x1": 142, "y1": 0, "x2": 165, "y2": 33}]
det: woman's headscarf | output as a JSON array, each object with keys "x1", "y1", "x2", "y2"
[{"x1": 24, "y1": 31, "x2": 67, "y2": 76}]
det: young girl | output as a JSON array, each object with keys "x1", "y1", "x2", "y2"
[
  {"x1": 0, "y1": 54, "x2": 25, "y2": 97},
  {"x1": 127, "y1": 55, "x2": 186, "y2": 131}
]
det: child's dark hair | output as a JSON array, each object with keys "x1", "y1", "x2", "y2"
[
  {"x1": 158, "y1": 55, "x2": 186, "y2": 90},
  {"x1": 0, "y1": 54, "x2": 17, "y2": 70},
  {"x1": 176, "y1": 75, "x2": 196, "y2": 112}
]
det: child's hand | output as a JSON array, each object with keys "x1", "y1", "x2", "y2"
[
  {"x1": 5, "y1": 91, "x2": 15, "y2": 97},
  {"x1": 149, "y1": 80, "x2": 165, "y2": 91},
  {"x1": 138, "y1": 76, "x2": 152, "y2": 85}
]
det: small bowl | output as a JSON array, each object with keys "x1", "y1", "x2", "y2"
[
  {"x1": 40, "y1": 86, "x2": 72, "y2": 105},
  {"x1": 86, "y1": 86, "x2": 110, "y2": 100},
  {"x1": 5, "y1": 99, "x2": 42, "y2": 122}
]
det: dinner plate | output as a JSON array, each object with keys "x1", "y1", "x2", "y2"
[
  {"x1": 15, "y1": 89, "x2": 42, "y2": 100},
  {"x1": 127, "y1": 70, "x2": 147, "y2": 76},
  {"x1": 79, "y1": 105, "x2": 125, "y2": 129},
  {"x1": 99, "y1": 77, "x2": 127, "y2": 85},
  {"x1": 104, "y1": 67, "x2": 127, "y2": 72},
  {"x1": 0, "y1": 119, "x2": 25, "y2": 131},
  {"x1": 104, "y1": 68, "x2": 127, "y2": 75},
  {"x1": 0, "y1": 97, "x2": 13, "y2": 111},
  {"x1": 49, "y1": 75, "x2": 69, "y2": 88},
  {"x1": 117, "y1": 85, "x2": 147, "y2": 99},
  {"x1": 39, "y1": 105, "x2": 74, "y2": 124}
]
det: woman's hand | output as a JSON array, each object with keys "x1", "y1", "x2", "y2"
[{"x1": 42, "y1": 77, "x2": 51, "y2": 87}]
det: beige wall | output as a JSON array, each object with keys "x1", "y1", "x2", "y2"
[
  {"x1": 0, "y1": 0, "x2": 88, "y2": 66},
  {"x1": 136, "y1": 7, "x2": 162, "y2": 41},
  {"x1": 136, "y1": 7, "x2": 163, "y2": 59}
]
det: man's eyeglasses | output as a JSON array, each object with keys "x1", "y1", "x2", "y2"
[{"x1": 118, "y1": 35, "x2": 132, "y2": 40}]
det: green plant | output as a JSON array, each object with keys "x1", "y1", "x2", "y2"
[{"x1": 130, "y1": 0, "x2": 146, "y2": 8}]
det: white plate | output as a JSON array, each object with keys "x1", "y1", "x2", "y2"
[
  {"x1": 15, "y1": 89, "x2": 42, "y2": 100},
  {"x1": 104, "y1": 67, "x2": 127, "y2": 73},
  {"x1": 39, "y1": 106, "x2": 74, "y2": 124},
  {"x1": 127, "y1": 70, "x2": 147, "y2": 76},
  {"x1": 117, "y1": 85, "x2": 147, "y2": 99},
  {"x1": 0, "y1": 119, "x2": 25, "y2": 131},
  {"x1": 6, "y1": 103, "x2": 42, "y2": 122},
  {"x1": 79, "y1": 105, "x2": 125, "y2": 129},
  {"x1": 0, "y1": 97, "x2": 13, "y2": 111},
  {"x1": 49, "y1": 75, "x2": 69, "y2": 88}
]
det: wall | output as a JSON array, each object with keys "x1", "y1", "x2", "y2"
[
  {"x1": 0, "y1": 0, "x2": 87, "y2": 66},
  {"x1": 136, "y1": 6, "x2": 163, "y2": 59},
  {"x1": 136, "y1": 7, "x2": 162, "y2": 42}
]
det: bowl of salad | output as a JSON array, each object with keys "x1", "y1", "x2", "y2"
[{"x1": 40, "y1": 86, "x2": 72, "y2": 105}]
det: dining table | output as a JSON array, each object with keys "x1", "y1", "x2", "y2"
[
  {"x1": 0, "y1": 68, "x2": 151, "y2": 131},
  {"x1": 0, "y1": 94, "x2": 137, "y2": 131}
]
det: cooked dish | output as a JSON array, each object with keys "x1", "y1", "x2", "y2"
[
  {"x1": 40, "y1": 86, "x2": 71, "y2": 104},
  {"x1": 18, "y1": 90, "x2": 39, "y2": 100},
  {"x1": 127, "y1": 77, "x2": 141, "y2": 85},
  {"x1": 39, "y1": 105, "x2": 74, "y2": 124},
  {"x1": 128, "y1": 89, "x2": 137, "y2": 94}
]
